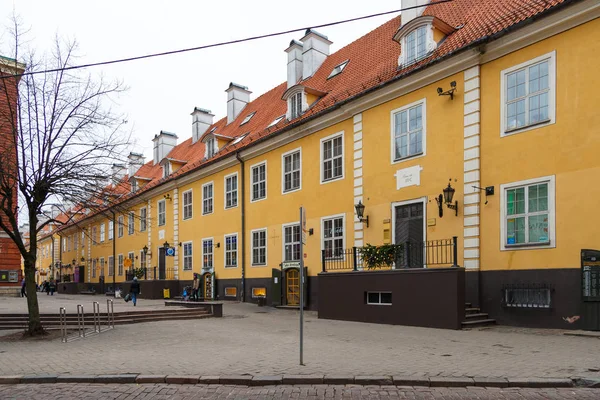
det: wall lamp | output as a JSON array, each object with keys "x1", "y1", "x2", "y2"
[
  {"x1": 80, "y1": 256, "x2": 85, "y2": 262},
  {"x1": 142, "y1": 245, "x2": 148, "y2": 254},
  {"x1": 164, "y1": 193, "x2": 171, "y2": 201},
  {"x1": 437, "y1": 81, "x2": 457, "y2": 100},
  {"x1": 355, "y1": 201, "x2": 369, "y2": 228},
  {"x1": 473, "y1": 185, "x2": 495, "y2": 205},
  {"x1": 214, "y1": 242, "x2": 220, "y2": 249},
  {"x1": 163, "y1": 241, "x2": 170, "y2": 248},
  {"x1": 435, "y1": 180, "x2": 459, "y2": 217}
]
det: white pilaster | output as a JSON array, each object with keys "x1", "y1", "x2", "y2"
[
  {"x1": 353, "y1": 113, "x2": 364, "y2": 247},
  {"x1": 147, "y1": 200, "x2": 152, "y2": 271},
  {"x1": 172, "y1": 188, "x2": 179, "y2": 280}
]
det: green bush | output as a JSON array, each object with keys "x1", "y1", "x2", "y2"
[{"x1": 360, "y1": 243, "x2": 403, "y2": 269}]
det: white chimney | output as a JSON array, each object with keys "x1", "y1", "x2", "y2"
[
  {"x1": 152, "y1": 131, "x2": 178, "y2": 165},
  {"x1": 401, "y1": 0, "x2": 430, "y2": 27},
  {"x1": 285, "y1": 40, "x2": 303, "y2": 88},
  {"x1": 301, "y1": 29, "x2": 332, "y2": 80},
  {"x1": 127, "y1": 152, "x2": 145, "y2": 177},
  {"x1": 191, "y1": 107, "x2": 214, "y2": 144},
  {"x1": 225, "y1": 83, "x2": 251, "y2": 125},
  {"x1": 111, "y1": 163, "x2": 127, "y2": 184}
]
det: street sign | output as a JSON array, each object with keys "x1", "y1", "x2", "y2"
[
  {"x1": 124, "y1": 258, "x2": 132, "y2": 268},
  {"x1": 165, "y1": 247, "x2": 175, "y2": 257},
  {"x1": 282, "y1": 261, "x2": 301, "y2": 269}
]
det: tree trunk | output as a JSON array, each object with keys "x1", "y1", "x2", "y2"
[{"x1": 23, "y1": 256, "x2": 45, "y2": 336}]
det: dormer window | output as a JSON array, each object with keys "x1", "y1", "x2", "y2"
[
  {"x1": 131, "y1": 179, "x2": 138, "y2": 193},
  {"x1": 393, "y1": 16, "x2": 455, "y2": 68},
  {"x1": 405, "y1": 26, "x2": 427, "y2": 65},
  {"x1": 328, "y1": 60, "x2": 349, "y2": 79},
  {"x1": 290, "y1": 92, "x2": 303, "y2": 119},
  {"x1": 206, "y1": 138, "x2": 216, "y2": 158},
  {"x1": 240, "y1": 112, "x2": 256, "y2": 126},
  {"x1": 163, "y1": 162, "x2": 170, "y2": 178}
]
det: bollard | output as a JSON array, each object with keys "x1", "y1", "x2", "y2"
[
  {"x1": 106, "y1": 299, "x2": 114, "y2": 329},
  {"x1": 59, "y1": 307, "x2": 67, "y2": 343},
  {"x1": 77, "y1": 304, "x2": 85, "y2": 338},
  {"x1": 93, "y1": 301, "x2": 100, "y2": 333}
]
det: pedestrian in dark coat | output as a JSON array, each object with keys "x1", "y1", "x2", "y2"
[
  {"x1": 130, "y1": 277, "x2": 140, "y2": 306},
  {"x1": 21, "y1": 279, "x2": 27, "y2": 298}
]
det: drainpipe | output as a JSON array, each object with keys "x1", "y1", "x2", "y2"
[
  {"x1": 111, "y1": 210, "x2": 116, "y2": 298},
  {"x1": 235, "y1": 152, "x2": 246, "y2": 302}
]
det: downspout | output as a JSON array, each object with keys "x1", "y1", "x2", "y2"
[
  {"x1": 235, "y1": 152, "x2": 246, "y2": 302},
  {"x1": 111, "y1": 210, "x2": 116, "y2": 298}
]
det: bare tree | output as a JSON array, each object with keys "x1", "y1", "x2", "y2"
[{"x1": 0, "y1": 20, "x2": 129, "y2": 335}]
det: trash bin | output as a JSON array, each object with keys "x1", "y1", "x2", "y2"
[
  {"x1": 163, "y1": 288, "x2": 170, "y2": 299},
  {"x1": 257, "y1": 296, "x2": 266, "y2": 307}
]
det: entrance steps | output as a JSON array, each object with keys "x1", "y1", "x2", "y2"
[
  {"x1": 0, "y1": 308, "x2": 211, "y2": 330},
  {"x1": 461, "y1": 303, "x2": 496, "y2": 328}
]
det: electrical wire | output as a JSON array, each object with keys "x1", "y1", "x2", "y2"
[{"x1": 1, "y1": 0, "x2": 453, "y2": 79}]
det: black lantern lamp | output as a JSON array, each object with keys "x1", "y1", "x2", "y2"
[
  {"x1": 355, "y1": 201, "x2": 369, "y2": 228},
  {"x1": 163, "y1": 241, "x2": 170, "y2": 249},
  {"x1": 80, "y1": 256, "x2": 85, "y2": 263},
  {"x1": 437, "y1": 81, "x2": 457, "y2": 100},
  {"x1": 142, "y1": 245, "x2": 148, "y2": 255},
  {"x1": 436, "y1": 180, "x2": 459, "y2": 217}
]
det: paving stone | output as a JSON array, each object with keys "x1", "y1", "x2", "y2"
[
  {"x1": 0, "y1": 376, "x2": 22, "y2": 384},
  {"x1": 392, "y1": 376, "x2": 430, "y2": 386},
  {"x1": 56, "y1": 375, "x2": 97, "y2": 383},
  {"x1": 20, "y1": 375, "x2": 57, "y2": 384},
  {"x1": 473, "y1": 377, "x2": 509, "y2": 387},
  {"x1": 323, "y1": 375, "x2": 354, "y2": 384},
  {"x1": 199, "y1": 375, "x2": 220, "y2": 384},
  {"x1": 219, "y1": 375, "x2": 253, "y2": 385},
  {"x1": 282, "y1": 375, "x2": 324, "y2": 384},
  {"x1": 355, "y1": 376, "x2": 393, "y2": 385},
  {"x1": 164, "y1": 375, "x2": 200, "y2": 384},
  {"x1": 429, "y1": 377, "x2": 474, "y2": 387},
  {"x1": 135, "y1": 375, "x2": 166, "y2": 383},
  {"x1": 94, "y1": 374, "x2": 137, "y2": 383},
  {"x1": 251, "y1": 375, "x2": 282, "y2": 386}
]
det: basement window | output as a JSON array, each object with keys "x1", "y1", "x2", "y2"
[
  {"x1": 240, "y1": 111, "x2": 256, "y2": 126},
  {"x1": 224, "y1": 287, "x2": 237, "y2": 298},
  {"x1": 366, "y1": 291, "x2": 392, "y2": 305},
  {"x1": 252, "y1": 287, "x2": 266, "y2": 298},
  {"x1": 502, "y1": 284, "x2": 552, "y2": 308},
  {"x1": 328, "y1": 60, "x2": 349, "y2": 79}
]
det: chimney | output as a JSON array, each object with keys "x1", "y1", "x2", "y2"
[
  {"x1": 401, "y1": 0, "x2": 430, "y2": 27},
  {"x1": 225, "y1": 83, "x2": 251, "y2": 124},
  {"x1": 152, "y1": 131, "x2": 178, "y2": 165},
  {"x1": 301, "y1": 29, "x2": 332, "y2": 80},
  {"x1": 191, "y1": 107, "x2": 214, "y2": 144},
  {"x1": 111, "y1": 164, "x2": 127, "y2": 184},
  {"x1": 285, "y1": 40, "x2": 303, "y2": 88},
  {"x1": 127, "y1": 152, "x2": 145, "y2": 177}
]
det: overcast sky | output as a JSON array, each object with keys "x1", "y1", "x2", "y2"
[{"x1": 2, "y1": 0, "x2": 402, "y2": 161}]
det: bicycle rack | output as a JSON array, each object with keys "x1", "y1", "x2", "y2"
[
  {"x1": 60, "y1": 300, "x2": 115, "y2": 343},
  {"x1": 93, "y1": 301, "x2": 101, "y2": 333},
  {"x1": 59, "y1": 307, "x2": 67, "y2": 343},
  {"x1": 77, "y1": 304, "x2": 85, "y2": 338},
  {"x1": 106, "y1": 299, "x2": 115, "y2": 330}
]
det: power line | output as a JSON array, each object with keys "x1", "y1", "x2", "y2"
[{"x1": 1, "y1": 0, "x2": 453, "y2": 79}]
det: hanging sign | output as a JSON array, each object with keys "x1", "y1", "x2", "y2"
[{"x1": 165, "y1": 247, "x2": 175, "y2": 257}]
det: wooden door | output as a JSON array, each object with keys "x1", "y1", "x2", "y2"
[
  {"x1": 394, "y1": 202, "x2": 424, "y2": 268},
  {"x1": 286, "y1": 269, "x2": 300, "y2": 306}
]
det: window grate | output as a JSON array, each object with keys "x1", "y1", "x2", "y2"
[{"x1": 501, "y1": 283, "x2": 553, "y2": 308}]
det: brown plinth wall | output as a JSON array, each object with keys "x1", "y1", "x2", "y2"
[{"x1": 318, "y1": 267, "x2": 465, "y2": 330}]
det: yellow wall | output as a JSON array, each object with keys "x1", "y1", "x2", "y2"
[{"x1": 480, "y1": 18, "x2": 600, "y2": 271}]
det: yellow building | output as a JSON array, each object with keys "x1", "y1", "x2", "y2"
[{"x1": 52, "y1": 0, "x2": 600, "y2": 329}]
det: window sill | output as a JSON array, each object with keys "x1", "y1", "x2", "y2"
[
  {"x1": 503, "y1": 119, "x2": 552, "y2": 136},
  {"x1": 225, "y1": 204, "x2": 238, "y2": 210},
  {"x1": 392, "y1": 152, "x2": 424, "y2": 165},
  {"x1": 251, "y1": 264, "x2": 267, "y2": 267},
  {"x1": 503, "y1": 241, "x2": 552, "y2": 251},
  {"x1": 224, "y1": 265, "x2": 238, "y2": 269},
  {"x1": 282, "y1": 187, "x2": 302, "y2": 195},
  {"x1": 250, "y1": 197, "x2": 267, "y2": 203},
  {"x1": 321, "y1": 176, "x2": 344, "y2": 185}
]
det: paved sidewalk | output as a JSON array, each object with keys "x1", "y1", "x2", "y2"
[
  {"x1": 1, "y1": 297, "x2": 599, "y2": 380},
  {"x1": 0, "y1": 384, "x2": 598, "y2": 399}
]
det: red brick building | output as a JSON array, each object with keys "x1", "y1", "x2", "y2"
[{"x1": 0, "y1": 56, "x2": 25, "y2": 287}]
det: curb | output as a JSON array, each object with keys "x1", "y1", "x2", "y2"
[{"x1": 0, "y1": 374, "x2": 580, "y2": 388}]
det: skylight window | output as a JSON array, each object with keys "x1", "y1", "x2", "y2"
[
  {"x1": 232, "y1": 134, "x2": 248, "y2": 145},
  {"x1": 328, "y1": 60, "x2": 349, "y2": 79},
  {"x1": 240, "y1": 112, "x2": 256, "y2": 126},
  {"x1": 268, "y1": 115, "x2": 285, "y2": 128}
]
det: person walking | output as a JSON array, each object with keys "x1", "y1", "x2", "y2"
[
  {"x1": 130, "y1": 277, "x2": 140, "y2": 306},
  {"x1": 192, "y1": 273, "x2": 200, "y2": 301},
  {"x1": 47, "y1": 279, "x2": 56, "y2": 296},
  {"x1": 21, "y1": 279, "x2": 27, "y2": 298}
]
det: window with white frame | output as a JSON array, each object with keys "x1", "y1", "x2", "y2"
[
  {"x1": 321, "y1": 134, "x2": 343, "y2": 182},
  {"x1": 128, "y1": 211, "x2": 135, "y2": 235},
  {"x1": 206, "y1": 138, "x2": 216, "y2": 158},
  {"x1": 323, "y1": 216, "x2": 344, "y2": 259},
  {"x1": 283, "y1": 224, "x2": 301, "y2": 262},
  {"x1": 251, "y1": 229, "x2": 267, "y2": 266},
  {"x1": 92, "y1": 227, "x2": 97, "y2": 245},
  {"x1": 92, "y1": 259, "x2": 96, "y2": 278},
  {"x1": 393, "y1": 100, "x2": 424, "y2": 161},
  {"x1": 163, "y1": 162, "x2": 170, "y2": 178},
  {"x1": 100, "y1": 258, "x2": 105, "y2": 277},
  {"x1": 63, "y1": 237, "x2": 67, "y2": 252},
  {"x1": 118, "y1": 216, "x2": 124, "y2": 237},
  {"x1": 140, "y1": 208, "x2": 147, "y2": 232},
  {"x1": 225, "y1": 174, "x2": 238, "y2": 209},
  {"x1": 158, "y1": 200, "x2": 166, "y2": 226},
  {"x1": 501, "y1": 52, "x2": 555, "y2": 135},
  {"x1": 128, "y1": 252, "x2": 135, "y2": 268},
  {"x1": 182, "y1": 190, "x2": 193, "y2": 220},
  {"x1": 282, "y1": 149, "x2": 301, "y2": 193},
  {"x1": 108, "y1": 256, "x2": 114, "y2": 277},
  {"x1": 108, "y1": 220, "x2": 114, "y2": 240},
  {"x1": 501, "y1": 176, "x2": 555, "y2": 249},
  {"x1": 202, "y1": 239, "x2": 213, "y2": 269},
  {"x1": 405, "y1": 26, "x2": 427, "y2": 65},
  {"x1": 366, "y1": 291, "x2": 392, "y2": 305},
  {"x1": 74, "y1": 233, "x2": 78, "y2": 250},
  {"x1": 202, "y1": 183, "x2": 213, "y2": 215},
  {"x1": 131, "y1": 179, "x2": 138, "y2": 193},
  {"x1": 251, "y1": 162, "x2": 266, "y2": 201},
  {"x1": 68, "y1": 236, "x2": 72, "y2": 251},
  {"x1": 225, "y1": 234, "x2": 238, "y2": 268},
  {"x1": 140, "y1": 250, "x2": 147, "y2": 269},
  {"x1": 118, "y1": 254, "x2": 124, "y2": 276},
  {"x1": 183, "y1": 242, "x2": 193, "y2": 271},
  {"x1": 98, "y1": 224, "x2": 104, "y2": 242},
  {"x1": 290, "y1": 91, "x2": 303, "y2": 119},
  {"x1": 81, "y1": 231, "x2": 85, "y2": 246}
]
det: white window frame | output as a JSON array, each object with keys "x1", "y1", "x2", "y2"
[
  {"x1": 250, "y1": 161, "x2": 267, "y2": 203},
  {"x1": 108, "y1": 256, "x2": 114, "y2": 277},
  {"x1": 321, "y1": 213, "x2": 346, "y2": 260},
  {"x1": 281, "y1": 147, "x2": 302, "y2": 194},
  {"x1": 118, "y1": 254, "x2": 124, "y2": 276},
  {"x1": 287, "y1": 90, "x2": 305, "y2": 120},
  {"x1": 140, "y1": 250, "x2": 147, "y2": 269},
  {"x1": 100, "y1": 224, "x2": 105, "y2": 242},
  {"x1": 128, "y1": 211, "x2": 135, "y2": 235},
  {"x1": 108, "y1": 220, "x2": 114, "y2": 240},
  {"x1": 140, "y1": 208, "x2": 147, "y2": 232},
  {"x1": 92, "y1": 227, "x2": 97, "y2": 245},
  {"x1": 157, "y1": 199, "x2": 166, "y2": 226},
  {"x1": 92, "y1": 259, "x2": 96, "y2": 278},
  {"x1": 202, "y1": 237, "x2": 214, "y2": 270},
  {"x1": 128, "y1": 251, "x2": 135, "y2": 269},
  {"x1": 320, "y1": 131, "x2": 345, "y2": 184},
  {"x1": 402, "y1": 25, "x2": 429, "y2": 66},
  {"x1": 500, "y1": 51, "x2": 556, "y2": 137},
  {"x1": 366, "y1": 291, "x2": 392, "y2": 306},
  {"x1": 251, "y1": 228, "x2": 267, "y2": 267},
  {"x1": 163, "y1": 162, "x2": 170, "y2": 178},
  {"x1": 118, "y1": 216, "x2": 124, "y2": 237},
  {"x1": 202, "y1": 182, "x2": 214, "y2": 215},
  {"x1": 74, "y1": 234, "x2": 78, "y2": 250},
  {"x1": 224, "y1": 173, "x2": 238, "y2": 209},
  {"x1": 182, "y1": 189, "x2": 193, "y2": 220},
  {"x1": 182, "y1": 241, "x2": 193, "y2": 271},
  {"x1": 206, "y1": 138, "x2": 216, "y2": 158},
  {"x1": 282, "y1": 222, "x2": 301, "y2": 262},
  {"x1": 63, "y1": 237, "x2": 67, "y2": 252},
  {"x1": 390, "y1": 98, "x2": 427, "y2": 164},
  {"x1": 500, "y1": 175, "x2": 556, "y2": 251},
  {"x1": 224, "y1": 233, "x2": 238, "y2": 268}
]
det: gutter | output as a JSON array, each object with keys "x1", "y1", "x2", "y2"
[{"x1": 235, "y1": 152, "x2": 246, "y2": 302}]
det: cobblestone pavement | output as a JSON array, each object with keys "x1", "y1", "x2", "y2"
[
  {"x1": 1, "y1": 297, "x2": 599, "y2": 380},
  {"x1": 0, "y1": 384, "x2": 598, "y2": 399}
]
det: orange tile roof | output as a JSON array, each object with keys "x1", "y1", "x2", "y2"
[{"x1": 54, "y1": 0, "x2": 571, "y2": 231}]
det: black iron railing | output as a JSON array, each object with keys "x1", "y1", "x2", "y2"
[
  {"x1": 125, "y1": 267, "x2": 176, "y2": 281},
  {"x1": 322, "y1": 236, "x2": 458, "y2": 272},
  {"x1": 501, "y1": 283, "x2": 553, "y2": 308}
]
